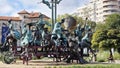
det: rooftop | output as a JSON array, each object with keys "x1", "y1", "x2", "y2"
[
  {"x1": 18, "y1": 10, "x2": 29, "y2": 14},
  {"x1": 0, "y1": 16, "x2": 21, "y2": 21},
  {"x1": 0, "y1": 10, "x2": 50, "y2": 21}
]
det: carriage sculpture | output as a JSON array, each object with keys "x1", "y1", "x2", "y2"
[{"x1": 0, "y1": 15, "x2": 96, "y2": 65}]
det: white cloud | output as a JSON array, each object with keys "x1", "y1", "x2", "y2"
[
  {"x1": 0, "y1": 5, "x2": 13, "y2": 14},
  {"x1": 0, "y1": 0, "x2": 89, "y2": 17},
  {"x1": 0, "y1": 0, "x2": 14, "y2": 15},
  {"x1": 57, "y1": 0, "x2": 89, "y2": 15},
  {"x1": 18, "y1": 0, "x2": 39, "y2": 6},
  {"x1": 10, "y1": 10, "x2": 19, "y2": 17},
  {"x1": 10, "y1": 0, "x2": 51, "y2": 17},
  {"x1": 17, "y1": 0, "x2": 51, "y2": 17}
]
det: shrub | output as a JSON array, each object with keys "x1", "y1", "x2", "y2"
[
  {"x1": 96, "y1": 51, "x2": 120, "y2": 62},
  {"x1": 97, "y1": 51, "x2": 109, "y2": 62},
  {"x1": 114, "y1": 51, "x2": 120, "y2": 60}
]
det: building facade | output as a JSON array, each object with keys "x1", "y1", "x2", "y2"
[
  {"x1": 0, "y1": 10, "x2": 50, "y2": 44},
  {"x1": 74, "y1": 0, "x2": 120, "y2": 23}
]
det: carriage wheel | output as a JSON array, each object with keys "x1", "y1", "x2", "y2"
[{"x1": 2, "y1": 51, "x2": 15, "y2": 64}]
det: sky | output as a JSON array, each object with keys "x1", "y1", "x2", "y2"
[{"x1": 0, "y1": 0, "x2": 89, "y2": 17}]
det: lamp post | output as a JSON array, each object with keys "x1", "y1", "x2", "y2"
[
  {"x1": 42, "y1": 0, "x2": 62, "y2": 30},
  {"x1": 93, "y1": 0, "x2": 96, "y2": 23}
]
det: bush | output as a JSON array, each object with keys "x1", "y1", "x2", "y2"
[
  {"x1": 114, "y1": 51, "x2": 120, "y2": 60},
  {"x1": 45, "y1": 64, "x2": 120, "y2": 68},
  {"x1": 97, "y1": 51, "x2": 109, "y2": 62},
  {"x1": 96, "y1": 51, "x2": 120, "y2": 62}
]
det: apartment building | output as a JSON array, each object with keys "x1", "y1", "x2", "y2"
[
  {"x1": 0, "y1": 10, "x2": 50, "y2": 44},
  {"x1": 74, "y1": 0, "x2": 120, "y2": 23}
]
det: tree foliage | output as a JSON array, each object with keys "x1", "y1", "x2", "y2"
[
  {"x1": 105, "y1": 13, "x2": 120, "y2": 29},
  {"x1": 92, "y1": 14, "x2": 120, "y2": 50},
  {"x1": 92, "y1": 30, "x2": 107, "y2": 49},
  {"x1": 92, "y1": 13, "x2": 120, "y2": 57},
  {"x1": 95, "y1": 14, "x2": 120, "y2": 31},
  {"x1": 92, "y1": 29, "x2": 120, "y2": 50},
  {"x1": 95, "y1": 23, "x2": 106, "y2": 31}
]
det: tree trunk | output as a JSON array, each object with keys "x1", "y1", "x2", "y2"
[{"x1": 109, "y1": 48, "x2": 113, "y2": 60}]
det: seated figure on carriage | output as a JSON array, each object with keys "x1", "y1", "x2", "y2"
[
  {"x1": 42, "y1": 28, "x2": 50, "y2": 46},
  {"x1": 74, "y1": 24, "x2": 84, "y2": 44},
  {"x1": 51, "y1": 18, "x2": 68, "y2": 47},
  {"x1": 21, "y1": 24, "x2": 33, "y2": 47},
  {"x1": 34, "y1": 14, "x2": 51, "y2": 46},
  {"x1": 1, "y1": 19, "x2": 21, "y2": 52},
  {"x1": 80, "y1": 26, "x2": 92, "y2": 49},
  {"x1": 80, "y1": 25, "x2": 96, "y2": 59},
  {"x1": 36, "y1": 14, "x2": 51, "y2": 32}
]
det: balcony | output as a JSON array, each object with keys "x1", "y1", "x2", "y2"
[
  {"x1": 103, "y1": 0, "x2": 117, "y2": 2},
  {"x1": 103, "y1": 1, "x2": 118, "y2": 6},
  {"x1": 103, "y1": 7, "x2": 118, "y2": 11},
  {"x1": 103, "y1": 11, "x2": 118, "y2": 16}
]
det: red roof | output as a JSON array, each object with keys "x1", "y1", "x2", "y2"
[
  {"x1": 18, "y1": 10, "x2": 29, "y2": 14},
  {"x1": 28, "y1": 12, "x2": 40, "y2": 18},
  {"x1": 18, "y1": 10, "x2": 50, "y2": 19},
  {"x1": 0, "y1": 16, "x2": 21, "y2": 21},
  {"x1": 0, "y1": 10, "x2": 50, "y2": 21},
  {"x1": 28, "y1": 12, "x2": 50, "y2": 19},
  {"x1": 42, "y1": 14, "x2": 50, "y2": 19}
]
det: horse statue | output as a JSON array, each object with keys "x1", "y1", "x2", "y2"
[
  {"x1": 1, "y1": 19, "x2": 21, "y2": 51},
  {"x1": 33, "y1": 14, "x2": 51, "y2": 46},
  {"x1": 64, "y1": 33, "x2": 88, "y2": 64},
  {"x1": 41, "y1": 28, "x2": 55, "y2": 52},
  {"x1": 80, "y1": 27, "x2": 96, "y2": 62},
  {"x1": 21, "y1": 23, "x2": 33, "y2": 47},
  {"x1": 64, "y1": 19, "x2": 96, "y2": 63},
  {"x1": 74, "y1": 24, "x2": 84, "y2": 44},
  {"x1": 0, "y1": 19, "x2": 22, "y2": 64}
]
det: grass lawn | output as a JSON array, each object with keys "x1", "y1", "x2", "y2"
[{"x1": 45, "y1": 63, "x2": 120, "y2": 68}]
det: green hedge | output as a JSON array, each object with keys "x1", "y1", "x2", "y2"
[
  {"x1": 45, "y1": 64, "x2": 120, "y2": 68},
  {"x1": 96, "y1": 51, "x2": 120, "y2": 62}
]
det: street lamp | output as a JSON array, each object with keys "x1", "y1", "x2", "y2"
[{"x1": 42, "y1": 0, "x2": 62, "y2": 30}]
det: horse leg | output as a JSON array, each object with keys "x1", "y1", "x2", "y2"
[
  {"x1": 89, "y1": 47, "x2": 97, "y2": 61},
  {"x1": 24, "y1": 45, "x2": 29, "y2": 65}
]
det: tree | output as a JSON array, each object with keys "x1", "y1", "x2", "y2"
[
  {"x1": 95, "y1": 23, "x2": 106, "y2": 31},
  {"x1": 92, "y1": 29, "x2": 120, "y2": 59},
  {"x1": 95, "y1": 14, "x2": 120, "y2": 31},
  {"x1": 92, "y1": 30, "x2": 107, "y2": 49},
  {"x1": 105, "y1": 14, "x2": 120, "y2": 29},
  {"x1": 92, "y1": 13, "x2": 120, "y2": 59},
  {"x1": 87, "y1": 20, "x2": 96, "y2": 32}
]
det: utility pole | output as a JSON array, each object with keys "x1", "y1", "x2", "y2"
[
  {"x1": 93, "y1": 0, "x2": 96, "y2": 22},
  {"x1": 42, "y1": 0, "x2": 62, "y2": 30}
]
